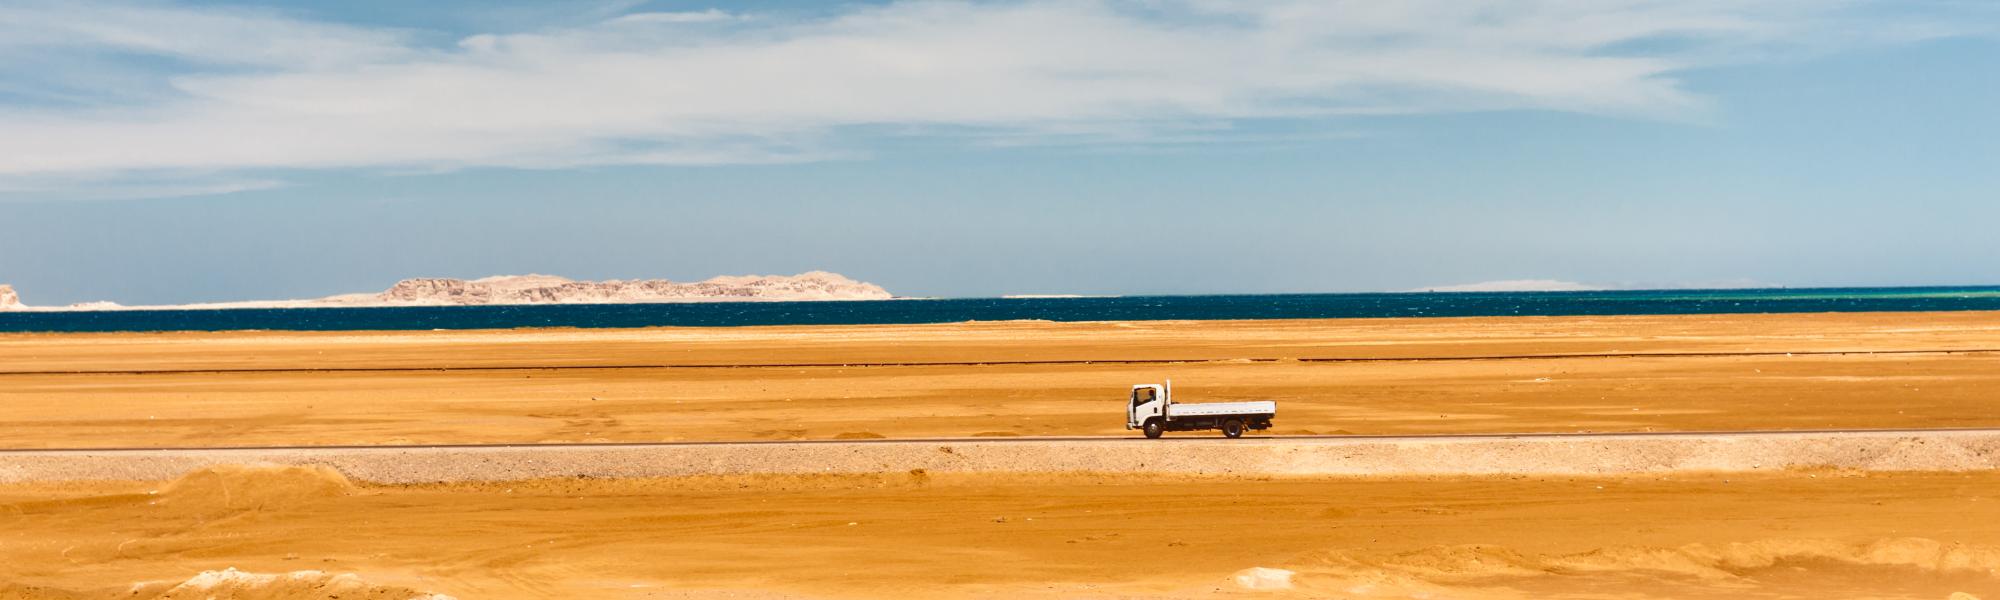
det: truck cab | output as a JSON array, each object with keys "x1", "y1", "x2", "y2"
[
  {"x1": 1128, "y1": 384, "x2": 1167, "y2": 432},
  {"x1": 1126, "y1": 380, "x2": 1275, "y2": 439}
]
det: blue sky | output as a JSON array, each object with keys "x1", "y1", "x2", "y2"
[{"x1": 0, "y1": 1, "x2": 1996, "y2": 304}]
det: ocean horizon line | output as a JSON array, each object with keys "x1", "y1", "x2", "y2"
[
  {"x1": 5, "y1": 285, "x2": 2000, "y2": 334},
  {"x1": 18, "y1": 282, "x2": 2000, "y2": 314}
]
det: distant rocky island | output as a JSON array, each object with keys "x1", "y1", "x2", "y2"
[{"x1": 0, "y1": 272, "x2": 892, "y2": 311}]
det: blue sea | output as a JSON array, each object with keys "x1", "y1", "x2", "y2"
[{"x1": 3, "y1": 286, "x2": 1999, "y2": 333}]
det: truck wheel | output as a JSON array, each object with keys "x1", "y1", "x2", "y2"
[
  {"x1": 1221, "y1": 419, "x2": 1245, "y2": 438},
  {"x1": 1143, "y1": 420, "x2": 1164, "y2": 439}
]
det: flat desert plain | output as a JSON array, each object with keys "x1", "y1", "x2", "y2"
[
  {"x1": 3, "y1": 311, "x2": 2000, "y2": 599},
  {"x1": 4, "y1": 312, "x2": 2000, "y2": 447}
]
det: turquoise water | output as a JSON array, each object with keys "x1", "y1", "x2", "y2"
[{"x1": 2, "y1": 286, "x2": 1997, "y2": 333}]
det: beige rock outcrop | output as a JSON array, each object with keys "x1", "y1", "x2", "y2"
[
  {"x1": 359, "y1": 271, "x2": 891, "y2": 306},
  {"x1": 3, "y1": 272, "x2": 892, "y2": 312}
]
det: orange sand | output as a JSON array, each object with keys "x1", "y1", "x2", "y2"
[
  {"x1": 3, "y1": 312, "x2": 2000, "y2": 447},
  {"x1": 4, "y1": 312, "x2": 2000, "y2": 598},
  {"x1": 1, "y1": 467, "x2": 1996, "y2": 599}
]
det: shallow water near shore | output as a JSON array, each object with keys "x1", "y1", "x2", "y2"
[{"x1": 5, "y1": 286, "x2": 2000, "y2": 333}]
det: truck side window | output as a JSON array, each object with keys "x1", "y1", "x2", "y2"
[{"x1": 1133, "y1": 388, "x2": 1155, "y2": 406}]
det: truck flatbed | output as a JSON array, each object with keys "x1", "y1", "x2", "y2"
[{"x1": 1167, "y1": 401, "x2": 1277, "y2": 418}]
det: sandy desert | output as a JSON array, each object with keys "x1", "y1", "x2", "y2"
[{"x1": 3, "y1": 312, "x2": 2000, "y2": 598}]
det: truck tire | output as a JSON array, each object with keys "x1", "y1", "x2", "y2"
[
  {"x1": 1221, "y1": 419, "x2": 1245, "y2": 438},
  {"x1": 1143, "y1": 420, "x2": 1164, "y2": 439}
]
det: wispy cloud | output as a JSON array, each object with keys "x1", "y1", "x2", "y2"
[
  {"x1": 0, "y1": 1, "x2": 412, "y2": 69},
  {"x1": 607, "y1": 10, "x2": 739, "y2": 25},
  {"x1": 0, "y1": 172, "x2": 285, "y2": 202},
  {"x1": 0, "y1": 0, "x2": 1986, "y2": 198}
]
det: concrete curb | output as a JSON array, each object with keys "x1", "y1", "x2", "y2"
[{"x1": 3, "y1": 430, "x2": 1998, "y2": 484}]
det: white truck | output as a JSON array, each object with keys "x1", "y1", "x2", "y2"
[{"x1": 1125, "y1": 380, "x2": 1275, "y2": 439}]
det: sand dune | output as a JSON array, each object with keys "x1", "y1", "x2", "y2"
[{"x1": 152, "y1": 464, "x2": 354, "y2": 513}]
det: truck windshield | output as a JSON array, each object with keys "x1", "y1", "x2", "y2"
[{"x1": 1132, "y1": 388, "x2": 1156, "y2": 406}]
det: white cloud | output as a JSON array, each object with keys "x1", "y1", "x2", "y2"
[
  {"x1": 608, "y1": 10, "x2": 738, "y2": 25},
  {"x1": 0, "y1": 172, "x2": 286, "y2": 202},
  {"x1": 0, "y1": 1, "x2": 412, "y2": 69},
  {"x1": 0, "y1": 0, "x2": 1985, "y2": 197}
]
